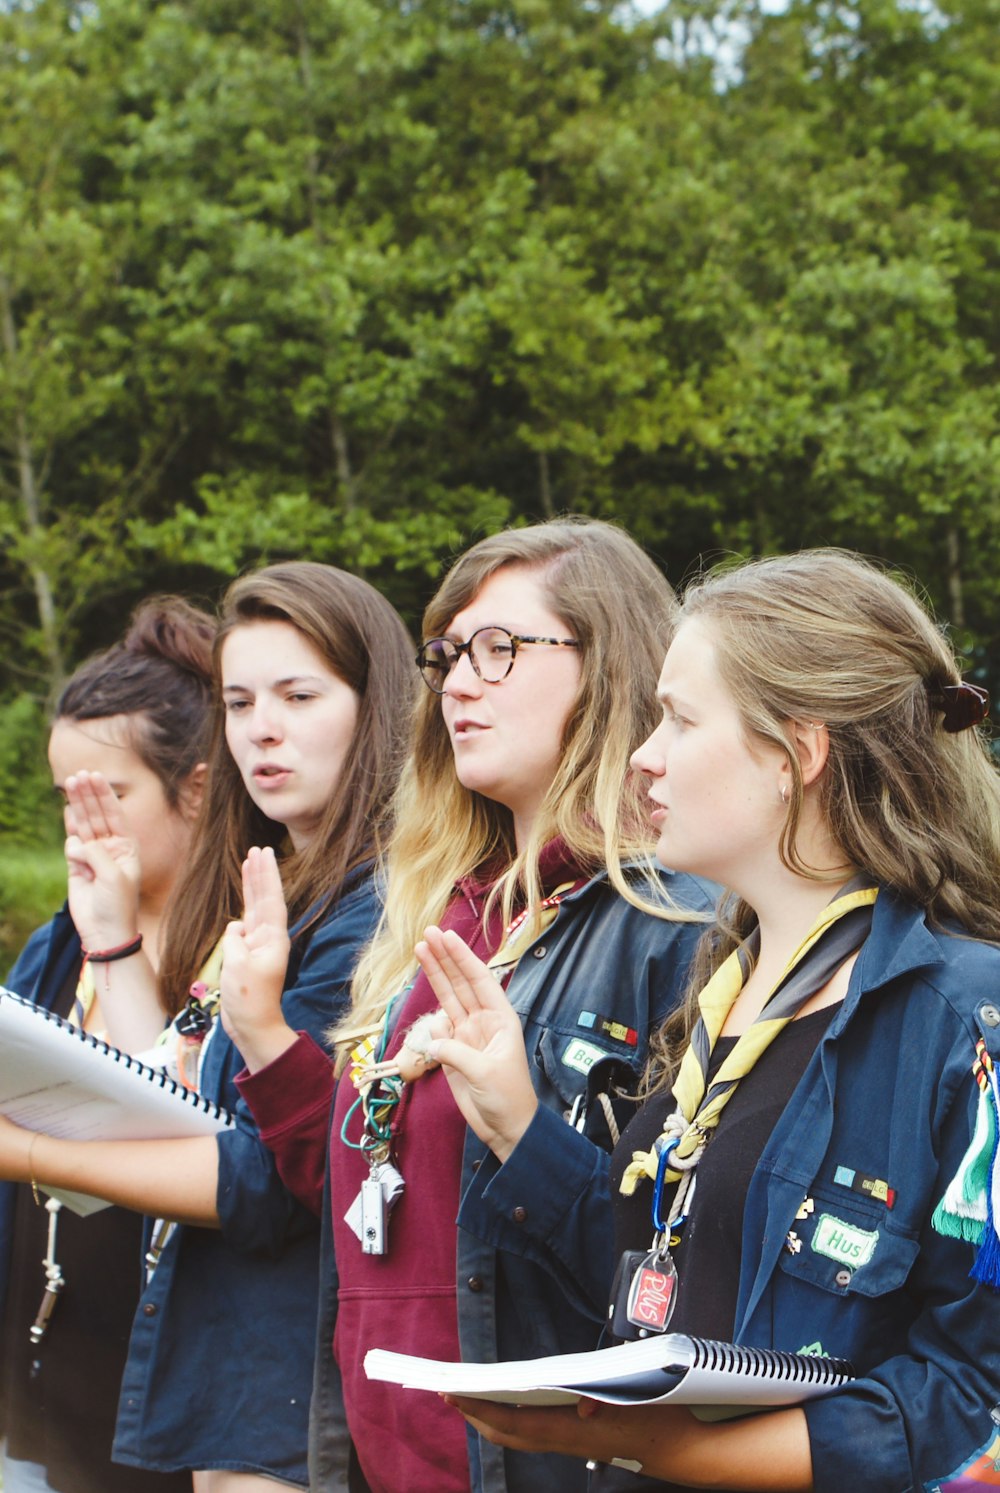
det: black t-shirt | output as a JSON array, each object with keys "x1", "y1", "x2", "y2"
[
  {"x1": 593, "y1": 1005, "x2": 835, "y2": 1493},
  {"x1": 2, "y1": 958, "x2": 189, "y2": 1493}
]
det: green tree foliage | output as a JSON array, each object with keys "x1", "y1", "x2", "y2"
[{"x1": 0, "y1": 0, "x2": 997, "y2": 709}]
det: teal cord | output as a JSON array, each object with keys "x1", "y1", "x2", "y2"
[{"x1": 339, "y1": 987, "x2": 406, "y2": 1153}]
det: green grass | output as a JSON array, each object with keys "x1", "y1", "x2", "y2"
[{"x1": 0, "y1": 843, "x2": 67, "y2": 979}]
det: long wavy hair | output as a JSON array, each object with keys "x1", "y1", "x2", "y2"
[
  {"x1": 646, "y1": 547, "x2": 1000, "y2": 1089},
  {"x1": 158, "y1": 562, "x2": 414, "y2": 1017},
  {"x1": 336, "y1": 516, "x2": 699, "y2": 1061}
]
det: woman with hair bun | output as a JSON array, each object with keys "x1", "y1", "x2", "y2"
[
  {"x1": 444, "y1": 549, "x2": 1000, "y2": 1493},
  {"x1": 0, "y1": 563, "x2": 415, "y2": 1493},
  {"x1": 1, "y1": 595, "x2": 214, "y2": 1493}
]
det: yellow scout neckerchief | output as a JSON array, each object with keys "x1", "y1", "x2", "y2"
[{"x1": 620, "y1": 884, "x2": 879, "y2": 1204}]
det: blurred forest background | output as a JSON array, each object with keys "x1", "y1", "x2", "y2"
[{"x1": 1, "y1": 0, "x2": 998, "y2": 961}]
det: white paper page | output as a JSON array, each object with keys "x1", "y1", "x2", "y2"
[{"x1": 0, "y1": 987, "x2": 231, "y2": 1214}]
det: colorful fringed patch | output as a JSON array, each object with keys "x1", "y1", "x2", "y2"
[{"x1": 934, "y1": 1040, "x2": 1000, "y2": 1288}]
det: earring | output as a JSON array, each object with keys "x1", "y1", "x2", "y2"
[{"x1": 779, "y1": 784, "x2": 790, "y2": 806}]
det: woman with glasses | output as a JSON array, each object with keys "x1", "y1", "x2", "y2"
[
  {"x1": 220, "y1": 517, "x2": 715, "y2": 1493},
  {"x1": 434, "y1": 550, "x2": 1000, "y2": 1493}
]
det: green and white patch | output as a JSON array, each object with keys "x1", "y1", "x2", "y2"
[
  {"x1": 561, "y1": 1038, "x2": 606, "y2": 1075},
  {"x1": 812, "y1": 1213, "x2": 879, "y2": 1270}
]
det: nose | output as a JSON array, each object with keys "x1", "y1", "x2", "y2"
[
  {"x1": 442, "y1": 649, "x2": 482, "y2": 700},
  {"x1": 248, "y1": 697, "x2": 283, "y2": 744},
  {"x1": 630, "y1": 722, "x2": 665, "y2": 777}
]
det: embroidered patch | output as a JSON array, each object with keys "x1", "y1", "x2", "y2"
[
  {"x1": 811, "y1": 1213, "x2": 879, "y2": 1270},
  {"x1": 834, "y1": 1164, "x2": 897, "y2": 1209},
  {"x1": 562, "y1": 1038, "x2": 607, "y2": 1075},
  {"x1": 577, "y1": 1011, "x2": 638, "y2": 1047},
  {"x1": 797, "y1": 1341, "x2": 829, "y2": 1357},
  {"x1": 796, "y1": 1197, "x2": 815, "y2": 1221},
  {"x1": 927, "y1": 1427, "x2": 1000, "y2": 1488}
]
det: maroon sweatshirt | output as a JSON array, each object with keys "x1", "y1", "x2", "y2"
[{"x1": 239, "y1": 873, "x2": 503, "y2": 1492}]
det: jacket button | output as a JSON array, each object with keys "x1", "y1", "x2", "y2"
[
  {"x1": 981, "y1": 1004, "x2": 1000, "y2": 1028},
  {"x1": 467, "y1": 1276, "x2": 484, "y2": 1292},
  {"x1": 471, "y1": 1159, "x2": 481, "y2": 1171},
  {"x1": 143, "y1": 1303, "x2": 158, "y2": 1316},
  {"x1": 512, "y1": 1206, "x2": 527, "y2": 1223},
  {"x1": 532, "y1": 946, "x2": 547, "y2": 959},
  {"x1": 835, "y1": 1269, "x2": 852, "y2": 1288}
]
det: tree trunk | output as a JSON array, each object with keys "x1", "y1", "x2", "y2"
[
  {"x1": 945, "y1": 524, "x2": 965, "y2": 630},
  {"x1": 538, "y1": 450, "x2": 554, "y2": 519},
  {"x1": 0, "y1": 270, "x2": 65, "y2": 693}
]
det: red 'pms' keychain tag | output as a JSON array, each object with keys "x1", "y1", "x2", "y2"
[{"x1": 626, "y1": 1249, "x2": 678, "y2": 1332}]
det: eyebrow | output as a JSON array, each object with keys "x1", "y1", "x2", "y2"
[
  {"x1": 221, "y1": 675, "x2": 326, "y2": 694},
  {"x1": 658, "y1": 686, "x2": 694, "y2": 712},
  {"x1": 440, "y1": 622, "x2": 524, "y2": 641}
]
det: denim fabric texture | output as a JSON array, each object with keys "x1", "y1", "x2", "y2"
[
  {"x1": 487, "y1": 890, "x2": 1000, "y2": 1493},
  {"x1": 306, "y1": 865, "x2": 716, "y2": 1493},
  {"x1": 111, "y1": 868, "x2": 383, "y2": 1485}
]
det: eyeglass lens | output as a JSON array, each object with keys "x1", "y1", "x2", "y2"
[{"x1": 419, "y1": 628, "x2": 516, "y2": 691}]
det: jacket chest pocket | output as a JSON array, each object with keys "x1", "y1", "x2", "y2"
[
  {"x1": 773, "y1": 1184, "x2": 921, "y2": 1368},
  {"x1": 780, "y1": 1184, "x2": 919, "y2": 1298},
  {"x1": 533, "y1": 1025, "x2": 641, "y2": 1134}
]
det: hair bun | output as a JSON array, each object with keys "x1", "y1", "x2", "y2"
[{"x1": 124, "y1": 597, "x2": 215, "y2": 683}]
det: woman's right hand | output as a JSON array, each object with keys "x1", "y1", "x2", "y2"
[
  {"x1": 219, "y1": 846, "x2": 297, "y2": 1073},
  {"x1": 414, "y1": 927, "x2": 538, "y2": 1163},
  {"x1": 63, "y1": 770, "x2": 141, "y2": 951}
]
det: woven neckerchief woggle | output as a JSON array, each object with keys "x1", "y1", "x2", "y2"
[{"x1": 612, "y1": 881, "x2": 878, "y2": 1338}]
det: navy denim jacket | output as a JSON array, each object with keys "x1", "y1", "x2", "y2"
[
  {"x1": 308, "y1": 865, "x2": 716, "y2": 1493},
  {"x1": 483, "y1": 890, "x2": 1000, "y2": 1493},
  {"x1": 110, "y1": 869, "x2": 382, "y2": 1485}
]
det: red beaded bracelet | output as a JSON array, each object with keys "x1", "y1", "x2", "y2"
[{"x1": 83, "y1": 934, "x2": 144, "y2": 964}]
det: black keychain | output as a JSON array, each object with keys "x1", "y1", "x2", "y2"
[{"x1": 608, "y1": 1141, "x2": 681, "y2": 1340}]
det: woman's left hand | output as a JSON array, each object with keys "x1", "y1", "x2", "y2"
[
  {"x1": 444, "y1": 1395, "x2": 690, "y2": 1473},
  {"x1": 220, "y1": 846, "x2": 295, "y2": 1072},
  {"x1": 414, "y1": 927, "x2": 537, "y2": 1162},
  {"x1": 445, "y1": 1395, "x2": 813, "y2": 1490}
]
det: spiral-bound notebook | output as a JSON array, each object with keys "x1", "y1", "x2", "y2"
[
  {"x1": 365, "y1": 1334, "x2": 854, "y2": 1415},
  {"x1": 0, "y1": 984, "x2": 234, "y2": 1215}
]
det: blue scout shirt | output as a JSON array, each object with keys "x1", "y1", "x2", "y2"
[
  {"x1": 111, "y1": 868, "x2": 381, "y2": 1487},
  {"x1": 476, "y1": 889, "x2": 1000, "y2": 1493}
]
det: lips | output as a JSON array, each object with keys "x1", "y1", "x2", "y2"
[
  {"x1": 452, "y1": 719, "x2": 488, "y2": 738},
  {"x1": 253, "y1": 764, "x2": 292, "y2": 787}
]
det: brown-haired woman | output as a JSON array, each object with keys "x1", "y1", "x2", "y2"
[
  {"x1": 0, "y1": 562, "x2": 414, "y2": 1493},
  {"x1": 2, "y1": 596, "x2": 214, "y2": 1493}
]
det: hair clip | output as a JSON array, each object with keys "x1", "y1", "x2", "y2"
[{"x1": 926, "y1": 680, "x2": 990, "y2": 733}]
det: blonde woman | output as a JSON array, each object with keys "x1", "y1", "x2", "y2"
[
  {"x1": 443, "y1": 550, "x2": 1000, "y2": 1493},
  {"x1": 222, "y1": 518, "x2": 715, "y2": 1493}
]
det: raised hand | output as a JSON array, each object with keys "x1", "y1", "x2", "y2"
[
  {"x1": 219, "y1": 846, "x2": 296, "y2": 1073},
  {"x1": 414, "y1": 927, "x2": 538, "y2": 1162},
  {"x1": 63, "y1": 771, "x2": 141, "y2": 951}
]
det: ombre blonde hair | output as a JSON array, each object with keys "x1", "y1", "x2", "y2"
[
  {"x1": 334, "y1": 517, "x2": 698, "y2": 1062},
  {"x1": 647, "y1": 547, "x2": 1000, "y2": 1090}
]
